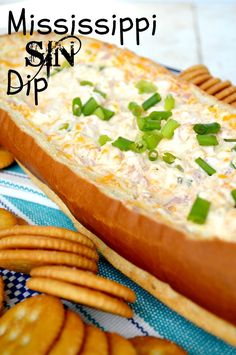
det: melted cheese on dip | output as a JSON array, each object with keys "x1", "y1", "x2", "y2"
[{"x1": 0, "y1": 34, "x2": 236, "y2": 241}]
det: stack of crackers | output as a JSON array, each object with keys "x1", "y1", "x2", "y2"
[
  {"x1": 0, "y1": 211, "x2": 135, "y2": 317},
  {"x1": 179, "y1": 65, "x2": 236, "y2": 107},
  {"x1": 0, "y1": 291, "x2": 186, "y2": 354}
]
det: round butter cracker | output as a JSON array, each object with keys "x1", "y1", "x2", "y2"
[
  {"x1": 30, "y1": 265, "x2": 136, "y2": 303},
  {"x1": 49, "y1": 310, "x2": 84, "y2": 355},
  {"x1": 80, "y1": 325, "x2": 109, "y2": 355},
  {"x1": 0, "y1": 277, "x2": 4, "y2": 313},
  {"x1": 0, "y1": 249, "x2": 98, "y2": 273},
  {"x1": 0, "y1": 235, "x2": 98, "y2": 261},
  {"x1": 0, "y1": 294, "x2": 65, "y2": 355},
  {"x1": 0, "y1": 225, "x2": 95, "y2": 249},
  {"x1": 0, "y1": 148, "x2": 14, "y2": 170},
  {"x1": 0, "y1": 209, "x2": 18, "y2": 230},
  {"x1": 107, "y1": 332, "x2": 137, "y2": 355},
  {"x1": 130, "y1": 336, "x2": 187, "y2": 355},
  {"x1": 26, "y1": 277, "x2": 133, "y2": 318}
]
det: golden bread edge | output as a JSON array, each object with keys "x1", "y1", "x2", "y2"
[{"x1": 17, "y1": 164, "x2": 236, "y2": 347}]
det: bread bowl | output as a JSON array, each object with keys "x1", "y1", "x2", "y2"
[{"x1": 0, "y1": 32, "x2": 236, "y2": 345}]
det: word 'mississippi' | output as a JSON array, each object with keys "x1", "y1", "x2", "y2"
[{"x1": 9, "y1": 8, "x2": 157, "y2": 46}]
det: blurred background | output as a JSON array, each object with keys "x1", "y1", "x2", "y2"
[{"x1": 0, "y1": 0, "x2": 235, "y2": 82}]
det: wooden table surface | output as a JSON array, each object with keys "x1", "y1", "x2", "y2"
[{"x1": 0, "y1": 0, "x2": 235, "y2": 83}]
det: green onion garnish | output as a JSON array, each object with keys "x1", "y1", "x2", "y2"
[
  {"x1": 143, "y1": 132, "x2": 163, "y2": 149},
  {"x1": 137, "y1": 117, "x2": 161, "y2": 131},
  {"x1": 93, "y1": 107, "x2": 105, "y2": 120},
  {"x1": 59, "y1": 123, "x2": 69, "y2": 130},
  {"x1": 128, "y1": 102, "x2": 143, "y2": 117},
  {"x1": 224, "y1": 138, "x2": 236, "y2": 142},
  {"x1": 102, "y1": 108, "x2": 115, "y2": 120},
  {"x1": 187, "y1": 196, "x2": 211, "y2": 224},
  {"x1": 72, "y1": 97, "x2": 82, "y2": 117},
  {"x1": 93, "y1": 88, "x2": 107, "y2": 98},
  {"x1": 161, "y1": 119, "x2": 180, "y2": 139},
  {"x1": 142, "y1": 93, "x2": 161, "y2": 111},
  {"x1": 163, "y1": 152, "x2": 176, "y2": 164},
  {"x1": 80, "y1": 80, "x2": 94, "y2": 86},
  {"x1": 112, "y1": 137, "x2": 134, "y2": 151},
  {"x1": 196, "y1": 134, "x2": 219, "y2": 146},
  {"x1": 98, "y1": 135, "x2": 112, "y2": 146},
  {"x1": 231, "y1": 189, "x2": 236, "y2": 207},
  {"x1": 195, "y1": 157, "x2": 216, "y2": 176},
  {"x1": 50, "y1": 60, "x2": 71, "y2": 76},
  {"x1": 193, "y1": 122, "x2": 221, "y2": 135},
  {"x1": 130, "y1": 140, "x2": 147, "y2": 153},
  {"x1": 82, "y1": 97, "x2": 99, "y2": 116},
  {"x1": 135, "y1": 80, "x2": 157, "y2": 94},
  {"x1": 148, "y1": 111, "x2": 172, "y2": 121},
  {"x1": 176, "y1": 164, "x2": 184, "y2": 172},
  {"x1": 148, "y1": 150, "x2": 158, "y2": 161},
  {"x1": 231, "y1": 159, "x2": 236, "y2": 169},
  {"x1": 164, "y1": 94, "x2": 175, "y2": 111},
  {"x1": 94, "y1": 107, "x2": 115, "y2": 121},
  {"x1": 232, "y1": 145, "x2": 236, "y2": 152}
]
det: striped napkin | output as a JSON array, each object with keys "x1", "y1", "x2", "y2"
[{"x1": 0, "y1": 163, "x2": 235, "y2": 355}]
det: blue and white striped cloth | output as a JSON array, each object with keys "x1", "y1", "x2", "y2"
[{"x1": 0, "y1": 164, "x2": 235, "y2": 355}]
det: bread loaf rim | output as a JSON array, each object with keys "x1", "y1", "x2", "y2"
[{"x1": 0, "y1": 34, "x2": 236, "y2": 344}]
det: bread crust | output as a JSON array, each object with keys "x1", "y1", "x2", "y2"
[
  {"x1": 1, "y1": 33, "x2": 236, "y2": 342},
  {"x1": 0, "y1": 109, "x2": 236, "y2": 330}
]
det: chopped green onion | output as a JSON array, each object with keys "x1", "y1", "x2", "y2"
[
  {"x1": 161, "y1": 119, "x2": 180, "y2": 139},
  {"x1": 137, "y1": 117, "x2": 161, "y2": 131},
  {"x1": 93, "y1": 107, "x2": 105, "y2": 120},
  {"x1": 130, "y1": 140, "x2": 147, "y2": 153},
  {"x1": 50, "y1": 60, "x2": 71, "y2": 76},
  {"x1": 164, "y1": 94, "x2": 175, "y2": 111},
  {"x1": 80, "y1": 80, "x2": 94, "y2": 86},
  {"x1": 232, "y1": 145, "x2": 236, "y2": 152},
  {"x1": 196, "y1": 134, "x2": 219, "y2": 146},
  {"x1": 61, "y1": 60, "x2": 71, "y2": 69},
  {"x1": 112, "y1": 137, "x2": 134, "y2": 151},
  {"x1": 98, "y1": 135, "x2": 111, "y2": 146},
  {"x1": 176, "y1": 164, "x2": 184, "y2": 172},
  {"x1": 148, "y1": 111, "x2": 172, "y2": 121},
  {"x1": 94, "y1": 107, "x2": 115, "y2": 121},
  {"x1": 142, "y1": 93, "x2": 161, "y2": 111},
  {"x1": 102, "y1": 108, "x2": 115, "y2": 120},
  {"x1": 224, "y1": 138, "x2": 236, "y2": 142},
  {"x1": 72, "y1": 97, "x2": 82, "y2": 117},
  {"x1": 82, "y1": 97, "x2": 99, "y2": 116},
  {"x1": 128, "y1": 102, "x2": 143, "y2": 117},
  {"x1": 193, "y1": 122, "x2": 221, "y2": 135},
  {"x1": 231, "y1": 159, "x2": 236, "y2": 169},
  {"x1": 187, "y1": 196, "x2": 211, "y2": 224},
  {"x1": 163, "y1": 152, "x2": 176, "y2": 164},
  {"x1": 93, "y1": 88, "x2": 107, "y2": 98},
  {"x1": 99, "y1": 65, "x2": 105, "y2": 71},
  {"x1": 59, "y1": 123, "x2": 69, "y2": 130},
  {"x1": 195, "y1": 157, "x2": 216, "y2": 176},
  {"x1": 231, "y1": 189, "x2": 236, "y2": 207},
  {"x1": 143, "y1": 132, "x2": 163, "y2": 149},
  {"x1": 148, "y1": 150, "x2": 158, "y2": 161},
  {"x1": 135, "y1": 80, "x2": 157, "y2": 94}
]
